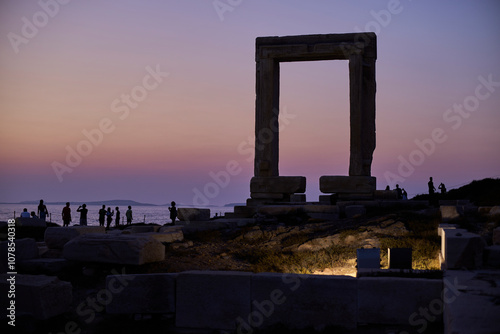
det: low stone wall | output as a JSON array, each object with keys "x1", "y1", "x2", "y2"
[{"x1": 105, "y1": 271, "x2": 442, "y2": 331}]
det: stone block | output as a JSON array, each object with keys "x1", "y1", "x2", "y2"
[
  {"x1": 484, "y1": 245, "x2": 500, "y2": 267},
  {"x1": 319, "y1": 175, "x2": 376, "y2": 194},
  {"x1": 1, "y1": 238, "x2": 39, "y2": 273},
  {"x1": 345, "y1": 205, "x2": 366, "y2": 218},
  {"x1": 124, "y1": 225, "x2": 161, "y2": 233},
  {"x1": 257, "y1": 205, "x2": 298, "y2": 216},
  {"x1": 290, "y1": 194, "x2": 306, "y2": 202},
  {"x1": 251, "y1": 192, "x2": 286, "y2": 199},
  {"x1": 44, "y1": 226, "x2": 106, "y2": 249},
  {"x1": 15, "y1": 217, "x2": 46, "y2": 227},
  {"x1": 374, "y1": 190, "x2": 398, "y2": 200},
  {"x1": 136, "y1": 230, "x2": 184, "y2": 243},
  {"x1": 176, "y1": 271, "x2": 252, "y2": 330},
  {"x1": 493, "y1": 227, "x2": 500, "y2": 245},
  {"x1": 177, "y1": 208, "x2": 210, "y2": 221},
  {"x1": 358, "y1": 277, "x2": 442, "y2": 325},
  {"x1": 357, "y1": 248, "x2": 380, "y2": 269},
  {"x1": 318, "y1": 194, "x2": 336, "y2": 205},
  {"x1": 63, "y1": 234, "x2": 165, "y2": 265},
  {"x1": 233, "y1": 206, "x2": 256, "y2": 218},
  {"x1": 250, "y1": 176, "x2": 306, "y2": 194},
  {"x1": 247, "y1": 273, "x2": 357, "y2": 331},
  {"x1": 18, "y1": 258, "x2": 70, "y2": 275},
  {"x1": 477, "y1": 206, "x2": 492, "y2": 215},
  {"x1": 490, "y1": 206, "x2": 500, "y2": 216},
  {"x1": 106, "y1": 273, "x2": 177, "y2": 314},
  {"x1": 0, "y1": 274, "x2": 72, "y2": 320},
  {"x1": 443, "y1": 229, "x2": 486, "y2": 269},
  {"x1": 440, "y1": 206, "x2": 461, "y2": 222},
  {"x1": 388, "y1": 248, "x2": 412, "y2": 269}
]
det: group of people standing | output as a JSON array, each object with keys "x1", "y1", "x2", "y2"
[{"x1": 65, "y1": 203, "x2": 134, "y2": 228}]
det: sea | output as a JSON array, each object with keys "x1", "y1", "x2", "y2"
[{"x1": 0, "y1": 203, "x2": 236, "y2": 226}]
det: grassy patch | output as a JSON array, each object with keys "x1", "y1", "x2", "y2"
[{"x1": 281, "y1": 232, "x2": 310, "y2": 248}]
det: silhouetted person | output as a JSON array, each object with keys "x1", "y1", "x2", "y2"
[
  {"x1": 126, "y1": 206, "x2": 133, "y2": 225},
  {"x1": 106, "y1": 207, "x2": 114, "y2": 229},
  {"x1": 395, "y1": 184, "x2": 403, "y2": 200},
  {"x1": 20, "y1": 208, "x2": 30, "y2": 218},
  {"x1": 98, "y1": 205, "x2": 106, "y2": 227},
  {"x1": 77, "y1": 204, "x2": 88, "y2": 226},
  {"x1": 115, "y1": 207, "x2": 120, "y2": 227},
  {"x1": 385, "y1": 185, "x2": 390, "y2": 191},
  {"x1": 30, "y1": 211, "x2": 38, "y2": 219},
  {"x1": 438, "y1": 183, "x2": 447, "y2": 194},
  {"x1": 402, "y1": 188, "x2": 408, "y2": 200},
  {"x1": 168, "y1": 201, "x2": 177, "y2": 224},
  {"x1": 428, "y1": 177, "x2": 436, "y2": 195},
  {"x1": 38, "y1": 200, "x2": 48, "y2": 221},
  {"x1": 428, "y1": 177, "x2": 437, "y2": 206},
  {"x1": 62, "y1": 202, "x2": 71, "y2": 227}
]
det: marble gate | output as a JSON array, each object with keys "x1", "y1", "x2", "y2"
[{"x1": 250, "y1": 33, "x2": 377, "y2": 203}]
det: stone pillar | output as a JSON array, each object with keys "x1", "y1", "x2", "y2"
[
  {"x1": 349, "y1": 53, "x2": 363, "y2": 176},
  {"x1": 361, "y1": 57, "x2": 376, "y2": 176},
  {"x1": 254, "y1": 58, "x2": 279, "y2": 177}
]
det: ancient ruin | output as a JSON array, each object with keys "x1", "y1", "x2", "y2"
[{"x1": 250, "y1": 33, "x2": 377, "y2": 203}]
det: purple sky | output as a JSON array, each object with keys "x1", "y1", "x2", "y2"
[{"x1": 1, "y1": 0, "x2": 499, "y2": 205}]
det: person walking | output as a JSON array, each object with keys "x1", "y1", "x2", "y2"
[
  {"x1": 126, "y1": 205, "x2": 133, "y2": 225},
  {"x1": 62, "y1": 202, "x2": 71, "y2": 227}
]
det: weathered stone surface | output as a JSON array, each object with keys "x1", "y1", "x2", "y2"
[
  {"x1": 124, "y1": 225, "x2": 161, "y2": 233},
  {"x1": 251, "y1": 192, "x2": 286, "y2": 199},
  {"x1": 493, "y1": 227, "x2": 500, "y2": 246},
  {"x1": 0, "y1": 274, "x2": 72, "y2": 320},
  {"x1": 443, "y1": 270, "x2": 500, "y2": 334},
  {"x1": 443, "y1": 229, "x2": 486, "y2": 269},
  {"x1": 484, "y1": 245, "x2": 500, "y2": 267},
  {"x1": 177, "y1": 208, "x2": 210, "y2": 221},
  {"x1": 63, "y1": 234, "x2": 165, "y2": 265},
  {"x1": 18, "y1": 258, "x2": 70, "y2": 275},
  {"x1": 478, "y1": 206, "x2": 492, "y2": 215},
  {"x1": 176, "y1": 271, "x2": 252, "y2": 330},
  {"x1": 44, "y1": 226, "x2": 106, "y2": 249},
  {"x1": 358, "y1": 277, "x2": 442, "y2": 325},
  {"x1": 136, "y1": 230, "x2": 184, "y2": 243},
  {"x1": 440, "y1": 206, "x2": 461, "y2": 222},
  {"x1": 290, "y1": 194, "x2": 306, "y2": 202},
  {"x1": 320, "y1": 176, "x2": 376, "y2": 194},
  {"x1": 357, "y1": 248, "x2": 380, "y2": 269},
  {"x1": 374, "y1": 190, "x2": 398, "y2": 200},
  {"x1": 257, "y1": 205, "x2": 298, "y2": 216},
  {"x1": 106, "y1": 273, "x2": 177, "y2": 314},
  {"x1": 15, "y1": 217, "x2": 46, "y2": 227},
  {"x1": 250, "y1": 176, "x2": 306, "y2": 194},
  {"x1": 248, "y1": 273, "x2": 357, "y2": 331},
  {"x1": 345, "y1": 205, "x2": 366, "y2": 218},
  {"x1": 489, "y1": 206, "x2": 500, "y2": 216}
]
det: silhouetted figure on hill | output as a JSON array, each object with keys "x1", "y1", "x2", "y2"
[
  {"x1": 20, "y1": 208, "x2": 30, "y2": 218},
  {"x1": 106, "y1": 207, "x2": 114, "y2": 229},
  {"x1": 439, "y1": 183, "x2": 447, "y2": 194},
  {"x1": 62, "y1": 202, "x2": 71, "y2": 227},
  {"x1": 428, "y1": 177, "x2": 437, "y2": 206},
  {"x1": 126, "y1": 206, "x2": 133, "y2": 225},
  {"x1": 395, "y1": 184, "x2": 403, "y2": 200},
  {"x1": 77, "y1": 204, "x2": 88, "y2": 226},
  {"x1": 385, "y1": 185, "x2": 390, "y2": 191},
  {"x1": 168, "y1": 201, "x2": 177, "y2": 224},
  {"x1": 402, "y1": 188, "x2": 408, "y2": 200},
  {"x1": 428, "y1": 177, "x2": 436, "y2": 195},
  {"x1": 115, "y1": 207, "x2": 120, "y2": 227},
  {"x1": 38, "y1": 200, "x2": 48, "y2": 221},
  {"x1": 98, "y1": 205, "x2": 106, "y2": 227}
]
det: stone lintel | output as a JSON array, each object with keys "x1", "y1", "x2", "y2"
[
  {"x1": 320, "y1": 175, "x2": 376, "y2": 194},
  {"x1": 250, "y1": 176, "x2": 306, "y2": 194},
  {"x1": 250, "y1": 192, "x2": 286, "y2": 200}
]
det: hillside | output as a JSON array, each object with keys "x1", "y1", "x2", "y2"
[{"x1": 412, "y1": 178, "x2": 500, "y2": 206}]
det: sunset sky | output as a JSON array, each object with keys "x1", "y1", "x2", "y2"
[{"x1": 1, "y1": 0, "x2": 499, "y2": 206}]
